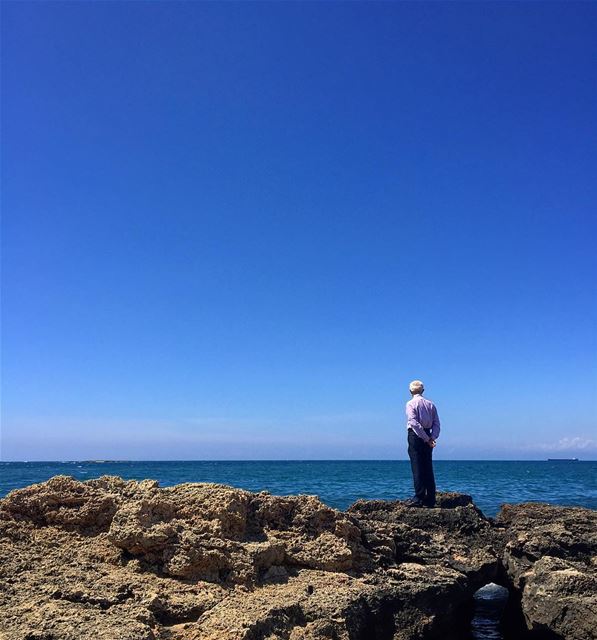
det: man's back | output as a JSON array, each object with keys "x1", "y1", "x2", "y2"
[
  {"x1": 405, "y1": 380, "x2": 439, "y2": 507},
  {"x1": 406, "y1": 394, "x2": 440, "y2": 440},
  {"x1": 407, "y1": 394, "x2": 437, "y2": 428}
]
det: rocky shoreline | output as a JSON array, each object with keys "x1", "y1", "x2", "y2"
[{"x1": 0, "y1": 476, "x2": 595, "y2": 640}]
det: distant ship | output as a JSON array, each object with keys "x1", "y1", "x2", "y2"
[{"x1": 548, "y1": 458, "x2": 579, "y2": 462}]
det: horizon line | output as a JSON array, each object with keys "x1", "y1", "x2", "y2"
[{"x1": 1, "y1": 458, "x2": 594, "y2": 463}]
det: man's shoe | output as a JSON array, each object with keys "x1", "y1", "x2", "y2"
[{"x1": 404, "y1": 499, "x2": 424, "y2": 508}]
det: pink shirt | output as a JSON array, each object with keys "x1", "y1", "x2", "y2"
[{"x1": 406, "y1": 394, "x2": 441, "y2": 442}]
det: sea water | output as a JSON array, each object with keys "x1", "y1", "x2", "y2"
[
  {"x1": 1, "y1": 460, "x2": 595, "y2": 517},
  {"x1": 471, "y1": 583, "x2": 510, "y2": 640}
]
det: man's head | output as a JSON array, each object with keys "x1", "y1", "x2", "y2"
[{"x1": 409, "y1": 380, "x2": 424, "y2": 395}]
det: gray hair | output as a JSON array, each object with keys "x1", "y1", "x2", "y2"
[{"x1": 409, "y1": 380, "x2": 424, "y2": 394}]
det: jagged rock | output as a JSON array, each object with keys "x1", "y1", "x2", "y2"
[
  {"x1": 0, "y1": 474, "x2": 127, "y2": 534},
  {"x1": 496, "y1": 502, "x2": 597, "y2": 639},
  {"x1": 348, "y1": 494, "x2": 500, "y2": 585},
  {"x1": 0, "y1": 476, "x2": 595, "y2": 639},
  {"x1": 103, "y1": 482, "x2": 365, "y2": 583}
]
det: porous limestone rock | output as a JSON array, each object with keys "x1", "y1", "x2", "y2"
[
  {"x1": 496, "y1": 502, "x2": 597, "y2": 640},
  {"x1": 1, "y1": 476, "x2": 595, "y2": 640}
]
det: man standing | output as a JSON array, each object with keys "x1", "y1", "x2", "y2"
[{"x1": 405, "y1": 380, "x2": 440, "y2": 507}]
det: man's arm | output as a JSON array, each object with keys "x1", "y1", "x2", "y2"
[
  {"x1": 431, "y1": 405, "x2": 440, "y2": 441},
  {"x1": 406, "y1": 402, "x2": 430, "y2": 442}
]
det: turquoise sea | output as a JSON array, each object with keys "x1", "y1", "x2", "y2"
[{"x1": 1, "y1": 460, "x2": 596, "y2": 517}]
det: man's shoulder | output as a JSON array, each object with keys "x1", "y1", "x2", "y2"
[{"x1": 411, "y1": 395, "x2": 435, "y2": 407}]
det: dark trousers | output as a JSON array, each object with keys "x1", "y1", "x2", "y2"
[{"x1": 407, "y1": 428, "x2": 436, "y2": 506}]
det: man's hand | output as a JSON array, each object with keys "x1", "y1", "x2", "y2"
[{"x1": 428, "y1": 439, "x2": 436, "y2": 448}]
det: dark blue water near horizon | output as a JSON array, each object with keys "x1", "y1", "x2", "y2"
[{"x1": 1, "y1": 460, "x2": 595, "y2": 517}]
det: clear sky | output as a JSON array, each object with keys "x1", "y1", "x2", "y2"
[{"x1": 1, "y1": 1, "x2": 596, "y2": 461}]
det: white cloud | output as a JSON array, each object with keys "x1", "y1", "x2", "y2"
[{"x1": 536, "y1": 437, "x2": 597, "y2": 451}]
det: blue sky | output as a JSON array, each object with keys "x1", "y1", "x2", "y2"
[{"x1": 2, "y1": 1, "x2": 596, "y2": 461}]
